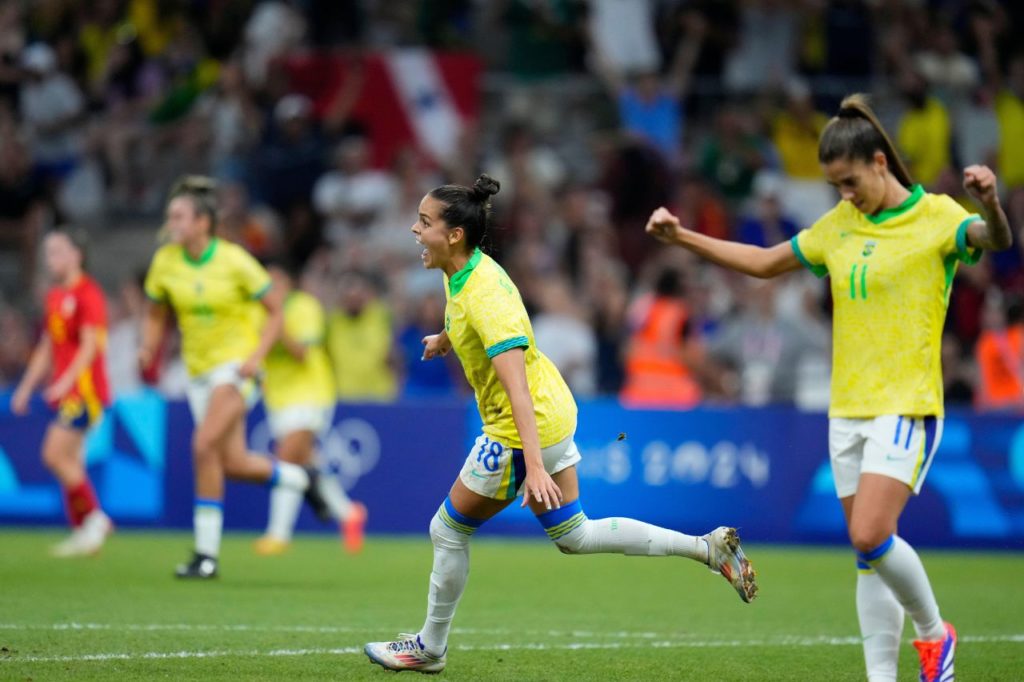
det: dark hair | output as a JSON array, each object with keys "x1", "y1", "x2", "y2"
[
  {"x1": 818, "y1": 94, "x2": 914, "y2": 188},
  {"x1": 169, "y1": 175, "x2": 219, "y2": 233},
  {"x1": 428, "y1": 174, "x2": 500, "y2": 251},
  {"x1": 48, "y1": 225, "x2": 89, "y2": 271}
]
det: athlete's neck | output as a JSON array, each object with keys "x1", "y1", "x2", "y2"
[
  {"x1": 875, "y1": 176, "x2": 912, "y2": 213},
  {"x1": 443, "y1": 250, "x2": 471, "y2": 278},
  {"x1": 59, "y1": 269, "x2": 82, "y2": 288},
  {"x1": 184, "y1": 235, "x2": 211, "y2": 261}
]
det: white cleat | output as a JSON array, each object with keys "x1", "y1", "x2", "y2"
[
  {"x1": 50, "y1": 510, "x2": 112, "y2": 558},
  {"x1": 365, "y1": 633, "x2": 446, "y2": 674},
  {"x1": 703, "y1": 526, "x2": 757, "y2": 603}
]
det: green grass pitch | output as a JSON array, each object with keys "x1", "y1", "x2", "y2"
[{"x1": 0, "y1": 530, "x2": 1021, "y2": 680}]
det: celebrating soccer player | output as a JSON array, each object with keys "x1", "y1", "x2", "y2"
[
  {"x1": 11, "y1": 229, "x2": 113, "y2": 557},
  {"x1": 363, "y1": 175, "x2": 757, "y2": 674},
  {"x1": 645, "y1": 94, "x2": 1013, "y2": 682},
  {"x1": 139, "y1": 176, "x2": 326, "y2": 579}
]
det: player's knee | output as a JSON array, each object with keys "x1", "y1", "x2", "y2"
[
  {"x1": 41, "y1": 440, "x2": 63, "y2": 473},
  {"x1": 192, "y1": 431, "x2": 220, "y2": 467},
  {"x1": 849, "y1": 524, "x2": 892, "y2": 555},
  {"x1": 552, "y1": 522, "x2": 589, "y2": 555},
  {"x1": 429, "y1": 511, "x2": 463, "y2": 549}
]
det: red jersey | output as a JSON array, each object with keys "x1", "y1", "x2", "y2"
[{"x1": 44, "y1": 275, "x2": 111, "y2": 415}]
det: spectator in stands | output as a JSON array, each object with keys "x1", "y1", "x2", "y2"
[
  {"x1": 106, "y1": 271, "x2": 148, "y2": 397},
  {"x1": 771, "y1": 79, "x2": 835, "y2": 228},
  {"x1": 897, "y1": 70, "x2": 952, "y2": 188},
  {"x1": 395, "y1": 288, "x2": 462, "y2": 399},
  {"x1": 0, "y1": 301, "x2": 31, "y2": 388},
  {"x1": 620, "y1": 266, "x2": 702, "y2": 408},
  {"x1": 0, "y1": 132, "x2": 47, "y2": 290},
  {"x1": 313, "y1": 134, "x2": 396, "y2": 247},
  {"x1": 217, "y1": 181, "x2": 280, "y2": 259},
  {"x1": 532, "y1": 275, "x2": 597, "y2": 397},
  {"x1": 699, "y1": 104, "x2": 770, "y2": 208},
  {"x1": 327, "y1": 269, "x2": 397, "y2": 402},
  {"x1": 19, "y1": 42, "x2": 85, "y2": 182},
  {"x1": 251, "y1": 93, "x2": 326, "y2": 215},
  {"x1": 994, "y1": 54, "x2": 1024, "y2": 190},
  {"x1": 974, "y1": 292, "x2": 1024, "y2": 412},
  {"x1": 670, "y1": 172, "x2": 729, "y2": 241},
  {"x1": 195, "y1": 59, "x2": 263, "y2": 183},
  {"x1": 709, "y1": 277, "x2": 828, "y2": 406},
  {"x1": 722, "y1": 0, "x2": 799, "y2": 93},
  {"x1": 735, "y1": 174, "x2": 799, "y2": 248},
  {"x1": 591, "y1": 8, "x2": 704, "y2": 163}
]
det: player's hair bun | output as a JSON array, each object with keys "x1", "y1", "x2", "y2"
[{"x1": 471, "y1": 174, "x2": 500, "y2": 202}]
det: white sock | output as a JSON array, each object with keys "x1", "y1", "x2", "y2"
[
  {"x1": 194, "y1": 502, "x2": 223, "y2": 558},
  {"x1": 273, "y1": 461, "x2": 309, "y2": 491},
  {"x1": 857, "y1": 563, "x2": 904, "y2": 682},
  {"x1": 863, "y1": 535, "x2": 945, "y2": 641},
  {"x1": 418, "y1": 507, "x2": 475, "y2": 656},
  {"x1": 266, "y1": 486, "x2": 303, "y2": 542},
  {"x1": 539, "y1": 501, "x2": 707, "y2": 562},
  {"x1": 317, "y1": 473, "x2": 353, "y2": 520}
]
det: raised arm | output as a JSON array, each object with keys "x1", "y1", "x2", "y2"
[
  {"x1": 963, "y1": 165, "x2": 1013, "y2": 252},
  {"x1": 646, "y1": 207, "x2": 803, "y2": 278},
  {"x1": 138, "y1": 300, "x2": 169, "y2": 376},
  {"x1": 665, "y1": 11, "x2": 706, "y2": 99}
]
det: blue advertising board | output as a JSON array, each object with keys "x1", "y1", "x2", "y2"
[{"x1": 1, "y1": 393, "x2": 1022, "y2": 549}]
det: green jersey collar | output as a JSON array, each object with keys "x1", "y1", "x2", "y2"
[
  {"x1": 184, "y1": 238, "x2": 218, "y2": 267},
  {"x1": 448, "y1": 248, "x2": 482, "y2": 297},
  {"x1": 866, "y1": 184, "x2": 924, "y2": 224}
]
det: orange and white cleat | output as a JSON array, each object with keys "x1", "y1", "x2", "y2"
[
  {"x1": 365, "y1": 633, "x2": 446, "y2": 674},
  {"x1": 913, "y1": 621, "x2": 956, "y2": 682},
  {"x1": 702, "y1": 526, "x2": 758, "y2": 603}
]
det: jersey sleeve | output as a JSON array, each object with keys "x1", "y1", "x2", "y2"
[
  {"x1": 467, "y1": 279, "x2": 531, "y2": 358},
  {"x1": 79, "y1": 282, "x2": 107, "y2": 328},
  {"x1": 143, "y1": 248, "x2": 169, "y2": 303},
  {"x1": 286, "y1": 295, "x2": 325, "y2": 345},
  {"x1": 790, "y1": 214, "x2": 831, "y2": 279},
  {"x1": 933, "y1": 194, "x2": 982, "y2": 265},
  {"x1": 232, "y1": 246, "x2": 272, "y2": 299}
]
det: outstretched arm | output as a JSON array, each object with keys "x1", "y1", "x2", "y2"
[
  {"x1": 646, "y1": 207, "x2": 803, "y2": 278},
  {"x1": 963, "y1": 165, "x2": 1013, "y2": 252}
]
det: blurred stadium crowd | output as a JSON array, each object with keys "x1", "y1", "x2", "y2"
[{"x1": 1, "y1": 0, "x2": 1024, "y2": 411}]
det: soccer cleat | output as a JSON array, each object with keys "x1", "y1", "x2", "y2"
[
  {"x1": 365, "y1": 633, "x2": 446, "y2": 674},
  {"x1": 303, "y1": 467, "x2": 332, "y2": 522},
  {"x1": 913, "y1": 621, "x2": 956, "y2": 682},
  {"x1": 703, "y1": 526, "x2": 758, "y2": 603},
  {"x1": 343, "y1": 502, "x2": 367, "y2": 554},
  {"x1": 50, "y1": 510, "x2": 113, "y2": 558},
  {"x1": 174, "y1": 552, "x2": 218, "y2": 579},
  {"x1": 253, "y1": 535, "x2": 290, "y2": 556}
]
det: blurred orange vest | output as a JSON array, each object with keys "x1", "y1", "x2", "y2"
[{"x1": 620, "y1": 297, "x2": 701, "y2": 408}]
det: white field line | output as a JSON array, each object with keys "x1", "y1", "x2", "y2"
[{"x1": 2, "y1": 634, "x2": 1023, "y2": 664}]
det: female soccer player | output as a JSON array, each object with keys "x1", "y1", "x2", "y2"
[
  {"x1": 363, "y1": 175, "x2": 757, "y2": 674},
  {"x1": 645, "y1": 94, "x2": 1012, "y2": 682},
  {"x1": 12, "y1": 229, "x2": 113, "y2": 557},
  {"x1": 254, "y1": 261, "x2": 367, "y2": 556},
  {"x1": 140, "y1": 176, "x2": 325, "y2": 579}
]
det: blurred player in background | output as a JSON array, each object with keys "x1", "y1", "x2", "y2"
[
  {"x1": 139, "y1": 176, "x2": 326, "y2": 579},
  {"x1": 254, "y1": 260, "x2": 367, "y2": 556},
  {"x1": 11, "y1": 229, "x2": 113, "y2": 557},
  {"x1": 364, "y1": 175, "x2": 756, "y2": 674},
  {"x1": 645, "y1": 94, "x2": 1013, "y2": 682}
]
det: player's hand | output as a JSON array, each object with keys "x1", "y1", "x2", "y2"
[
  {"x1": 43, "y1": 375, "x2": 73, "y2": 403},
  {"x1": 520, "y1": 467, "x2": 562, "y2": 511},
  {"x1": 238, "y1": 356, "x2": 261, "y2": 379},
  {"x1": 963, "y1": 165, "x2": 999, "y2": 208},
  {"x1": 421, "y1": 333, "x2": 452, "y2": 360},
  {"x1": 10, "y1": 387, "x2": 30, "y2": 415},
  {"x1": 645, "y1": 207, "x2": 685, "y2": 245}
]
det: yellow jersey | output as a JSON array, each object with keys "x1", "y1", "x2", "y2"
[
  {"x1": 444, "y1": 249, "x2": 576, "y2": 448},
  {"x1": 263, "y1": 291, "x2": 336, "y2": 411},
  {"x1": 792, "y1": 186, "x2": 980, "y2": 418},
  {"x1": 327, "y1": 300, "x2": 397, "y2": 402},
  {"x1": 144, "y1": 238, "x2": 271, "y2": 377}
]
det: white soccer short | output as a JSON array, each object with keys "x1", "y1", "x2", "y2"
[
  {"x1": 829, "y1": 415, "x2": 943, "y2": 498},
  {"x1": 267, "y1": 404, "x2": 335, "y2": 440},
  {"x1": 186, "y1": 361, "x2": 260, "y2": 423},
  {"x1": 459, "y1": 432, "x2": 581, "y2": 501}
]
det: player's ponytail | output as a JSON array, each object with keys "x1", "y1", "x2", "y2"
[
  {"x1": 169, "y1": 175, "x2": 219, "y2": 234},
  {"x1": 819, "y1": 94, "x2": 914, "y2": 188},
  {"x1": 429, "y1": 174, "x2": 500, "y2": 251}
]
